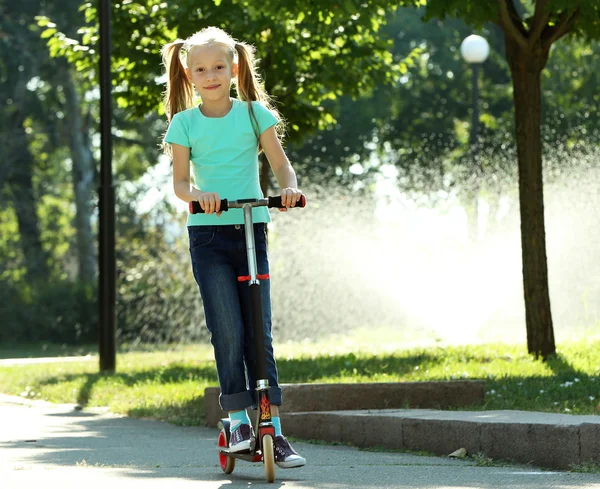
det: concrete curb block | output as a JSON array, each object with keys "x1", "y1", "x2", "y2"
[
  {"x1": 580, "y1": 423, "x2": 600, "y2": 465},
  {"x1": 280, "y1": 410, "x2": 600, "y2": 471},
  {"x1": 204, "y1": 381, "x2": 485, "y2": 428}
]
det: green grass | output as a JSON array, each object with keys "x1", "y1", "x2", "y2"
[
  {"x1": 0, "y1": 334, "x2": 599, "y2": 427},
  {"x1": 570, "y1": 462, "x2": 600, "y2": 474}
]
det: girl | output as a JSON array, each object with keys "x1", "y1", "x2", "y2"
[{"x1": 161, "y1": 27, "x2": 306, "y2": 469}]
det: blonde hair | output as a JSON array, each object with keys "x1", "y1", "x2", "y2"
[{"x1": 161, "y1": 27, "x2": 283, "y2": 153}]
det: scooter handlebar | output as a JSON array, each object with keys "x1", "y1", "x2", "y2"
[
  {"x1": 267, "y1": 194, "x2": 307, "y2": 210},
  {"x1": 189, "y1": 195, "x2": 306, "y2": 214},
  {"x1": 189, "y1": 199, "x2": 228, "y2": 214}
]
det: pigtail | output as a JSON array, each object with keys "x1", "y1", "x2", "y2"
[
  {"x1": 235, "y1": 42, "x2": 285, "y2": 148},
  {"x1": 234, "y1": 41, "x2": 264, "y2": 103},
  {"x1": 161, "y1": 40, "x2": 194, "y2": 121}
]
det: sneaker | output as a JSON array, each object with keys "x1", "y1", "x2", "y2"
[
  {"x1": 273, "y1": 436, "x2": 306, "y2": 468},
  {"x1": 229, "y1": 424, "x2": 254, "y2": 453}
]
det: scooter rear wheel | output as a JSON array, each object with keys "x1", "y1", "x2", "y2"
[
  {"x1": 218, "y1": 429, "x2": 235, "y2": 474},
  {"x1": 262, "y1": 434, "x2": 276, "y2": 482}
]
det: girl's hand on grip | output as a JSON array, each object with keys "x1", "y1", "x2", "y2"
[
  {"x1": 196, "y1": 191, "x2": 222, "y2": 216},
  {"x1": 279, "y1": 187, "x2": 302, "y2": 212}
]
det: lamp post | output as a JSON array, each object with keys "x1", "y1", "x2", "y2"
[
  {"x1": 99, "y1": 0, "x2": 116, "y2": 373},
  {"x1": 460, "y1": 35, "x2": 489, "y2": 243},
  {"x1": 461, "y1": 35, "x2": 490, "y2": 153}
]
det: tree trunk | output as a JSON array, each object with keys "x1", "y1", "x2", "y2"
[
  {"x1": 7, "y1": 111, "x2": 49, "y2": 282},
  {"x1": 61, "y1": 68, "x2": 96, "y2": 284},
  {"x1": 505, "y1": 38, "x2": 555, "y2": 359}
]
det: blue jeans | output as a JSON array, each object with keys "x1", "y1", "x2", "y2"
[{"x1": 188, "y1": 223, "x2": 282, "y2": 412}]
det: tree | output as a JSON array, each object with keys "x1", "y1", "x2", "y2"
[
  {"x1": 1, "y1": 0, "x2": 100, "y2": 285},
  {"x1": 35, "y1": 0, "x2": 166, "y2": 285},
  {"x1": 42, "y1": 0, "x2": 422, "y2": 198},
  {"x1": 411, "y1": 0, "x2": 600, "y2": 359},
  {"x1": 0, "y1": 2, "x2": 51, "y2": 282},
  {"x1": 44, "y1": 0, "x2": 99, "y2": 285},
  {"x1": 43, "y1": 0, "x2": 419, "y2": 142}
]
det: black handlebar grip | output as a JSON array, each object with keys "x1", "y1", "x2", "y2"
[
  {"x1": 268, "y1": 194, "x2": 307, "y2": 209},
  {"x1": 189, "y1": 199, "x2": 229, "y2": 214},
  {"x1": 189, "y1": 196, "x2": 306, "y2": 214}
]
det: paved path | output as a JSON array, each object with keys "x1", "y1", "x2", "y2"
[
  {"x1": 1, "y1": 397, "x2": 599, "y2": 489},
  {"x1": 0, "y1": 355, "x2": 95, "y2": 366}
]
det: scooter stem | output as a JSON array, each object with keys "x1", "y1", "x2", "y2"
[
  {"x1": 242, "y1": 203, "x2": 269, "y2": 383},
  {"x1": 243, "y1": 204, "x2": 260, "y2": 285}
]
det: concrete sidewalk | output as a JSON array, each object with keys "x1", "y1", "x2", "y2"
[{"x1": 2, "y1": 395, "x2": 600, "y2": 489}]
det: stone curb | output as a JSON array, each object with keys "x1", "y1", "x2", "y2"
[
  {"x1": 280, "y1": 410, "x2": 600, "y2": 471},
  {"x1": 204, "y1": 380, "x2": 485, "y2": 428}
]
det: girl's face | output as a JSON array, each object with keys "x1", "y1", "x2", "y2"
[{"x1": 186, "y1": 44, "x2": 237, "y2": 103}]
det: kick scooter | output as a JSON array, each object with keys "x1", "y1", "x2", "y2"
[{"x1": 190, "y1": 195, "x2": 306, "y2": 483}]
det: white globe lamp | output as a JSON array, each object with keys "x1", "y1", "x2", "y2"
[{"x1": 460, "y1": 35, "x2": 490, "y2": 64}]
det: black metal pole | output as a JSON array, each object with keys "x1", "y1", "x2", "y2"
[
  {"x1": 249, "y1": 285, "x2": 268, "y2": 381},
  {"x1": 471, "y1": 63, "x2": 480, "y2": 150},
  {"x1": 99, "y1": 0, "x2": 116, "y2": 373},
  {"x1": 468, "y1": 63, "x2": 481, "y2": 244}
]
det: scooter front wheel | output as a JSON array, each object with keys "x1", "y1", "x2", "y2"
[
  {"x1": 218, "y1": 429, "x2": 235, "y2": 474},
  {"x1": 262, "y1": 434, "x2": 276, "y2": 483}
]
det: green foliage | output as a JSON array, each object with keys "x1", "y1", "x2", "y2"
[
  {"x1": 422, "y1": 0, "x2": 600, "y2": 40},
  {"x1": 293, "y1": 2, "x2": 600, "y2": 197},
  {"x1": 115, "y1": 228, "x2": 207, "y2": 346},
  {"x1": 0, "y1": 213, "x2": 207, "y2": 346},
  {"x1": 570, "y1": 462, "x2": 600, "y2": 474},
  {"x1": 0, "y1": 206, "x2": 26, "y2": 283},
  {"x1": 291, "y1": 7, "x2": 516, "y2": 194},
  {"x1": 543, "y1": 37, "x2": 600, "y2": 140},
  {"x1": 112, "y1": 181, "x2": 208, "y2": 346},
  {"x1": 555, "y1": 1, "x2": 600, "y2": 40},
  {"x1": 0, "y1": 279, "x2": 97, "y2": 344},
  {"x1": 423, "y1": 0, "x2": 498, "y2": 27},
  {"x1": 41, "y1": 0, "x2": 421, "y2": 142},
  {"x1": 376, "y1": 10, "x2": 511, "y2": 194}
]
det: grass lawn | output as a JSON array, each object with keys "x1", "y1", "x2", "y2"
[{"x1": 0, "y1": 332, "x2": 599, "y2": 426}]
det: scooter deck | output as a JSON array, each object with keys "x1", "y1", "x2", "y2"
[{"x1": 218, "y1": 447, "x2": 262, "y2": 463}]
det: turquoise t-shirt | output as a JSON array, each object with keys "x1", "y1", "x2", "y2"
[{"x1": 164, "y1": 99, "x2": 278, "y2": 226}]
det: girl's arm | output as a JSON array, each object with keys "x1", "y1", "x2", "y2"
[
  {"x1": 260, "y1": 126, "x2": 302, "y2": 209},
  {"x1": 172, "y1": 143, "x2": 200, "y2": 203},
  {"x1": 172, "y1": 143, "x2": 221, "y2": 214}
]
